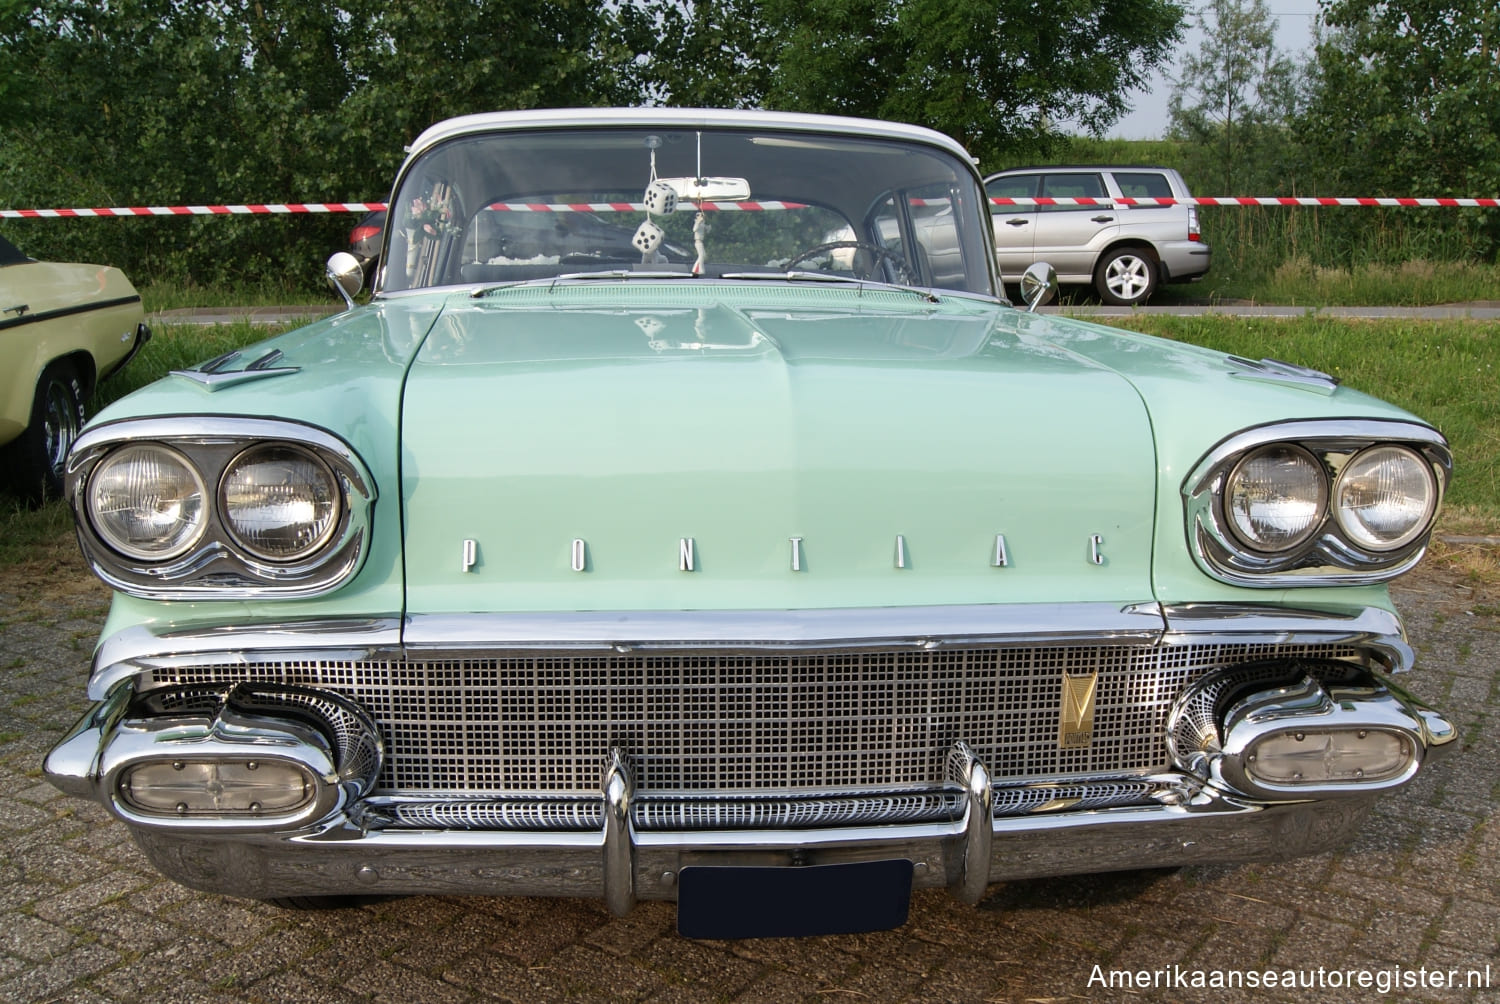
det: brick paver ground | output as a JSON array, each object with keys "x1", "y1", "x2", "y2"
[{"x1": 2, "y1": 558, "x2": 1495, "y2": 1003}]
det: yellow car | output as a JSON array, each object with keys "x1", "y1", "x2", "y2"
[{"x1": 0, "y1": 234, "x2": 149, "y2": 502}]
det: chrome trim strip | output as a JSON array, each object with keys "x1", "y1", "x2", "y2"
[
  {"x1": 88, "y1": 618, "x2": 403, "y2": 700},
  {"x1": 400, "y1": 602, "x2": 1168, "y2": 652},
  {"x1": 1181, "y1": 419, "x2": 1451, "y2": 588},
  {"x1": 1158, "y1": 603, "x2": 1411, "y2": 673},
  {"x1": 84, "y1": 602, "x2": 1409, "y2": 701}
]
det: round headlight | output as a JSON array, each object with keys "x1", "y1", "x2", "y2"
[
  {"x1": 87, "y1": 444, "x2": 207, "y2": 560},
  {"x1": 220, "y1": 445, "x2": 341, "y2": 561},
  {"x1": 1225, "y1": 445, "x2": 1327, "y2": 552},
  {"x1": 1333, "y1": 446, "x2": 1437, "y2": 551}
]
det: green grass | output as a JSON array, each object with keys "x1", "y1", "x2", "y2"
[
  {"x1": 95, "y1": 320, "x2": 293, "y2": 411},
  {"x1": 139, "y1": 281, "x2": 332, "y2": 313},
  {"x1": 1153, "y1": 252, "x2": 1500, "y2": 307},
  {"x1": 1153, "y1": 209, "x2": 1500, "y2": 305},
  {"x1": 0, "y1": 498, "x2": 75, "y2": 566}
]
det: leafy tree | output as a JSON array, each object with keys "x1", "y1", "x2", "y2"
[
  {"x1": 618, "y1": 0, "x2": 1189, "y2": 164},
  {"x1": 1167, "y1": 0, "x2": 1301, "y2": 194},
  {"x1": 0, "y1": 1, "x2": 630, "y2": 288},
  {"x1": 1298, "y1": 0, "x2": 1500, "y2": 257}
]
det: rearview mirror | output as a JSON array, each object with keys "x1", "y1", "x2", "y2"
[
  {"x1": 659, "y1": 177, "x2": 752, "y2": 203},
  {"x1": 1020, "y1": 262, "x2": 1058, "y2": 311},
  {"x1": 325, "y1": 252, "x2": 363, "y2": 309}
]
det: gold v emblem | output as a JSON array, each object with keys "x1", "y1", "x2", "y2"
[{"x1": 1059, "y1": 670, "x2": 1098, "y2": 750}]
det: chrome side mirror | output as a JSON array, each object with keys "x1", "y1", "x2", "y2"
[
  {"x1": 325, "y1": 252, "x2": 364, "y2": 309},
  {"x1": 1020, "y1": 262, "x2": 1058, "y2": 312}
]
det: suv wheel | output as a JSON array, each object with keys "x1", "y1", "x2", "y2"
[{"x1": 1095, "y1": 248, "x2": 1157, "y2": 305}]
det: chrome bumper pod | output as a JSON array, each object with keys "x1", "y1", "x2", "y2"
[
  {"x1": 1166, "y1": 659, "x2": 1457, "y2": 801},
  {"x1": 45, "y1": 682, "x2": 383, "y2": 833}
]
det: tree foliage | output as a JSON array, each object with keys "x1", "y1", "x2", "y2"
[
  {"x1": 1167, "y1": 0, "x2": 1301, "y2": 194},
  {"x1": 0, "y1": 0, "x2": 630, "y2": 288},
  {"x1": 1297, "y1": 0, "x2": 1500, "y2": 256},
  {"x1": 0, "y1": 0, "x2": 1190, "y2": 287},
  {"x1": 620, "y1": 0, "x2": 1187, "y2": 166}
]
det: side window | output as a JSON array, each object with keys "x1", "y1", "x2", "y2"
[
  {"x1": 1038, "y1": 173, "x2": 1106, "y2": 213},
  {"x1": 1112, "y1": 172, "x2": 1174, "y2": 200},
  {"x1": 985, "y1": 174, "x2": 1038, "y2": 213}
]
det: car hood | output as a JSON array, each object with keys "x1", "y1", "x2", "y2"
[{"x1": 400, "y1": 284, "x2": 1158, "y2": 613}]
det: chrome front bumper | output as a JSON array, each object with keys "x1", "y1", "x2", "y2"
[
  {"x1": 120, "y1": 778, "x2": 1380, "y2": 908},
  {"x1": 45, "y1": 601, "x2": 1456, "y2": 909}
]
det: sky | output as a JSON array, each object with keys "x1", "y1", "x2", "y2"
[{"x1": 1106, "y1": 5, "x2": 1321, "y2": 140}]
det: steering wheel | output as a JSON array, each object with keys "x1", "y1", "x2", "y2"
[{"x1": 785, "y1": 240, "x2": 915, "y2": 282}]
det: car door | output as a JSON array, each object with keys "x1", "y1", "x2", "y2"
[
  {"x1": 985, "y1": 174, "x2": 1039, "y2": 281},
  {"x1": 1032, "y1": 172, "x2": 1117, "y2": 281}
]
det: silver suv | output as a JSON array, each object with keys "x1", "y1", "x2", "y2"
[{"x1": 983, "y1": 166, "x2": 1211, "y2": 305}]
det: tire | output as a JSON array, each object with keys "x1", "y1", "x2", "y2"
[
  {"x1": 1094, "y1": 247, "x2": 1158, "y2": 306},
  {"x1": 1, "y1": 360, "x2": 86, "y2": 505}
]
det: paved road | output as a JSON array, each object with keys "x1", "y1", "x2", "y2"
[{"x1": 2, "y1": 554, "x2": 1497, "y2": 1002}]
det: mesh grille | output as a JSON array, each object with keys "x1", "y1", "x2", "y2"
[{"x1": 147, "y1": 641, "x2": 1355, "y2": 794}]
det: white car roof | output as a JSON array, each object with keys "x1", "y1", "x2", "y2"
[{"x1": 404, "y1": 107, "x2": 977, "y2": 167}]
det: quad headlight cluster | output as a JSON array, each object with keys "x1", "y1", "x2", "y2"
[
  {"x1": 66, "y1": 418, "x2": 375, "y2": 599},
  {"x1": 1186, "y1": 420, "x2": 1449, "y2": 586}
]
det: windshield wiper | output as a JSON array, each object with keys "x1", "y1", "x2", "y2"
[
  {"x1": 471, "y1": 269, "x2": 698, "y2": 297},
  {"x1": 719, "y1": 270, "x2": 941, "y2": 303}
]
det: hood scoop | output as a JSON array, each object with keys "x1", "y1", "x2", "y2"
[
  {"x1": 1226, "y1": 356, "x2": 1339, "y2": 395},
  {"x1": 172, "y1": 348, "x2": 300, "y2": 391}
]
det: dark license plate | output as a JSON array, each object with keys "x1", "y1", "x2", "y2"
[{"x1": 676, "y1": 859, "x2": 914, "y2": 939}]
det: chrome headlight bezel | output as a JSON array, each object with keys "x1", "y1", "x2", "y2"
[
  {"x1": 1184, "y1": 420, "x2": 1449, "y2": 587},
  {"x1": 66, "y1": 417, "x2": 376, "y2": 600}
]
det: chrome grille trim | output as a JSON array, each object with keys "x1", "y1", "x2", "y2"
[
  {"x1": 364, "y1": 778, "x2": 1182, "y2": 833},
  {"x1": 381, "y1": 798, "x2": 604, "y2": 831},
  {"x1": 992, "y1": 779, "x2": 1176, "y2": 815},
  {"x1": 144, "y1": 640, "x2": 1358, "y2": 795}
]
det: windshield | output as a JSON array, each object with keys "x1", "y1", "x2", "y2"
[{"x1": 381, "y1": 126, "x2": 996, "y2": 296}]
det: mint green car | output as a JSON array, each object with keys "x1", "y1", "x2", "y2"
[{"x1": 45, "y1": 110, "x2": 1454, "y2": 939}]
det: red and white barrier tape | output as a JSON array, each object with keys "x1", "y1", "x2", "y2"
[
  {"x1": 989, "y1": 196, "x2": 1500, "y2": 207},
  {"x1": 0, "y1": 202, "x2": 386, "y2": 219},
  {"x1": 3, "y1": 196, "x2": 1497, "y2": 218}
]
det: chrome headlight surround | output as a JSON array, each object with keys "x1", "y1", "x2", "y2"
[
  {"x1": 66, "y1": 417, "x2": 376, "y2": 600},
  {"x1": 1183, "y1": 419, "x2": 1450, "y2": 587}
]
